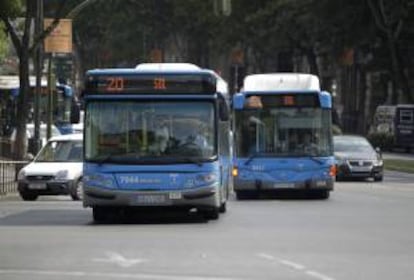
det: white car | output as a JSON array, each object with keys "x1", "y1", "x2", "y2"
[{"x1": 17, "y1": 133, "x2": 83, "y2": 201}]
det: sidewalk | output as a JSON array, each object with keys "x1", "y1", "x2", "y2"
[{"x1": 0, "y1": 192, "x2": 21, "y2": 201}]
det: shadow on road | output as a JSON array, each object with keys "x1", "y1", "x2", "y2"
[{"x1": 0, "y1": 208, "x2": 210, "y2": 226}]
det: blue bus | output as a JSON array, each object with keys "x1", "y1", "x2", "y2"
[
  {"x1": 232, "y1": 73, "x2": 335, "y2": 199},
  {"x1": 82, "y1": 63, "x2": 232, "y2": 221}
]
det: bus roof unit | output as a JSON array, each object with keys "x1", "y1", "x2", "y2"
[
  {"x1": 135, "y1": 63, "x2": 201, "y2": 72},
  {"x1": 243, "y1": 73, "x2": 320, "y2": 92}
]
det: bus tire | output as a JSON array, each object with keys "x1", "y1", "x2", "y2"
[
  {"x1": 201, "y1": 207, "x2": 219, "y2": 220},
  {"x1": 219, "y1": 202, "x2": 227, "y2": 213},
  {"x1": 235, "y1": 191, "x2": 253, "y2": 200},
  {"x1": 316, "y1": 190, "x2": 330, "y2": 200},
  {"x1": 93, "y1": 206, "x2": 108, "y2": 223},
  {"x1": 308, "y1": 190, "x2": 330, "y2": 200}
]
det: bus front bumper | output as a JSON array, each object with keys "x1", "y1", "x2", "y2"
[
  {"x1": 233, "y1": 178, "x2": 334, "y2": 191},
  {"x1": 83, "y1": 184, "x2": 220, "y2": 208}
]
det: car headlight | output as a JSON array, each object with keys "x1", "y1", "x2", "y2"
[
  {"x1": 374, "y1": 159, "x2": 383, "y2": 167},
  {"x1": 55, "y1": 170, "x2": 69, "y2": 180},
  {"x1": 17, "y1": 169, "x2": 26, "y2": 181}
]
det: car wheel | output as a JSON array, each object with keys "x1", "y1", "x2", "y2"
[
  {"x1": 19, "y1": 191, "x2": 38, "y2": 201},
  {"x1": 71, "y1": 178, "x2": 83, "y2": 201},
  {"x1": 374, "y1": 175, "x2": 383, "y2": 182}
]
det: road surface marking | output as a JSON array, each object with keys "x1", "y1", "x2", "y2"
[
  {"x1": 279, "y1": 259, "x2": 306, "y2": 271},
  {"x1": 93, "y1": 251, "x2": 146, "y2": 267},
  {"x1": 256, "y1": 253, "x2": 336, "y2": 280},
  {"x1": 306, "y1": 270, "x2": 335, "y2": 280},
  {"x1": 0, "y1": 268, "x2": 240, "y2": 280},
  {"x1": 256, "y1": 253, "x2": 276, "y2": 260}
]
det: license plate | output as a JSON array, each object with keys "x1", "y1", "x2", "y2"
[
  {"x1": 273, "y1": 183, "x2": 294, "y2": 189},
  {"x1": 28, "y1": 183, "x2": 47, "y2": 190},
  {"x1": 169, "y1": 192, "x2": 182, "y2": 199},
  {"x1": 134, "y1": 194, "x2": 169, "y2": 205},
  {"x1": 351, "y1": 166, "x2": 370, "y2": 172}
]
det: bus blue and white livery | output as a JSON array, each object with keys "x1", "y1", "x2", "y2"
[
  {"x1": 232, "y1": 73, "x2": 335, "y2": 199},
  {"x1": 82, "y1": 63, "x2": 232, "y2": 221}
]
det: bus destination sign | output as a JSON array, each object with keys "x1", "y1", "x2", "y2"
[{"x1": 85, "y1": 74, "x2": 216, "y2": 95}]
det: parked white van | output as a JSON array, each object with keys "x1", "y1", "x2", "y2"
[{"x1": 17, "y1": 133, "x2": 83, "y2": 201}]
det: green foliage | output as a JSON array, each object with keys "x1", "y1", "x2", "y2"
[
  {"x1": 367, "y1": 132, "x2": 395, "y2": 151},
  {"x1": 384, "y1": 159, "x2": 414, "y2": 174},
  {"x1": 0, "y1": 0, "x2": 22, "y2": 17},
  {"x1": 0, "y1": 23, "x2": 8, "y2": 60}
]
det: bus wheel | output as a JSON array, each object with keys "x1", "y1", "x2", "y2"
[
  {"x1": 219, "y1": 202, "x2": 227, "y2": 213},
  {"x1": 93, "y1": 207, "x2": 108, "y2": 223},
  {"x1": 235, "y1": 191, "x2": 253, "y2": 200},
  {"x1": 308, "y1": 190, "x2": 330, "y2": 200},
  {"x1": 201, "y1": 207, "x2": 219, "y2": 220}
]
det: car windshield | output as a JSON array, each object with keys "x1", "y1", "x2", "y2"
[
  {"x1": 334, "y1": 137, "x2": 374, "y2": 153},
  {"x1": 35, "y1": 140, "x2": 83, "y2": 162}
]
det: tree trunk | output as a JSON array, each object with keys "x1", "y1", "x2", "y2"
[
  {"x1": 306, "y1": 48, "x2": 319, "y2": 77},
  {"x1": 386, "y1": 30, "x2": 412, "y2": 103},
  {"x1": 14, "y1": 52, "x2": 31, "y2": 160}
]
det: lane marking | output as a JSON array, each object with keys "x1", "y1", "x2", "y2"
[
  {"x1": 306, "y1": 270, "x2": 335, "y2": 280},
  {"x1": 256, "y1": 253, "x2": 336, "y2": 280},
  {"x1": 0, "y1": 268, "x2": 239, "y2": 280},
  {"x1": 279, "y1": 259, "x2": 305, "y2": 271},
  {"x1": 93, "y1": 251, "x2": 146, "y2": 268},
  {"x1": 256, "y1": 253, "x2": 276, "y2": 261}
]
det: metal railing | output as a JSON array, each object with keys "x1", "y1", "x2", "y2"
[{"x1": 0, "y1": 160, "x2": 28, "y2": 196}]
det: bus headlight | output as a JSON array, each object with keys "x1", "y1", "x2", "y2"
[
  {"x1": 84, "y1": 173, "x2": 116, "y2": 189},
  {"x1": 196, "y1": 173, "x2": 218, "y2": 184}
]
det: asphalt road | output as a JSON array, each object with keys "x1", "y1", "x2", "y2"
[{"x1": 0, "y1": 171, "x2": 413, "y2": 280}]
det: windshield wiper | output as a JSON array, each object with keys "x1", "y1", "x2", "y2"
[
  {"x1": 303, "y1": 153, "x2": 324, "y2": 165},
  {"x1": 92, "y1": 154, "x2": 123, "y2": 165},
  {"x1": 179, "y1": 157, "x2": 204, "y2": 167},
  {"x1": 244, "y1": 153, "x2": 261, "y2": 166}
]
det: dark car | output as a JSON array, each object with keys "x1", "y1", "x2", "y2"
[{"x1": 334, "y1": 135, "x2": 384, "y2": 181}]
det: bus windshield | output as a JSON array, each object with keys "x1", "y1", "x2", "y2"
[
  {"x1": 85, "y1": 101, "x2": 216, "y2": 164},
  {"x1": 235, "y1": 107, "x2": 333, "y2": 157}
]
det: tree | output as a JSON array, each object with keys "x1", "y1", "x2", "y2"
[
  {"x1": 367, "y1": 0, "x2": 413, "y2": 103},
  {"x1": 0, "y1": 0, "x2": 71, "y2": 159}
]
